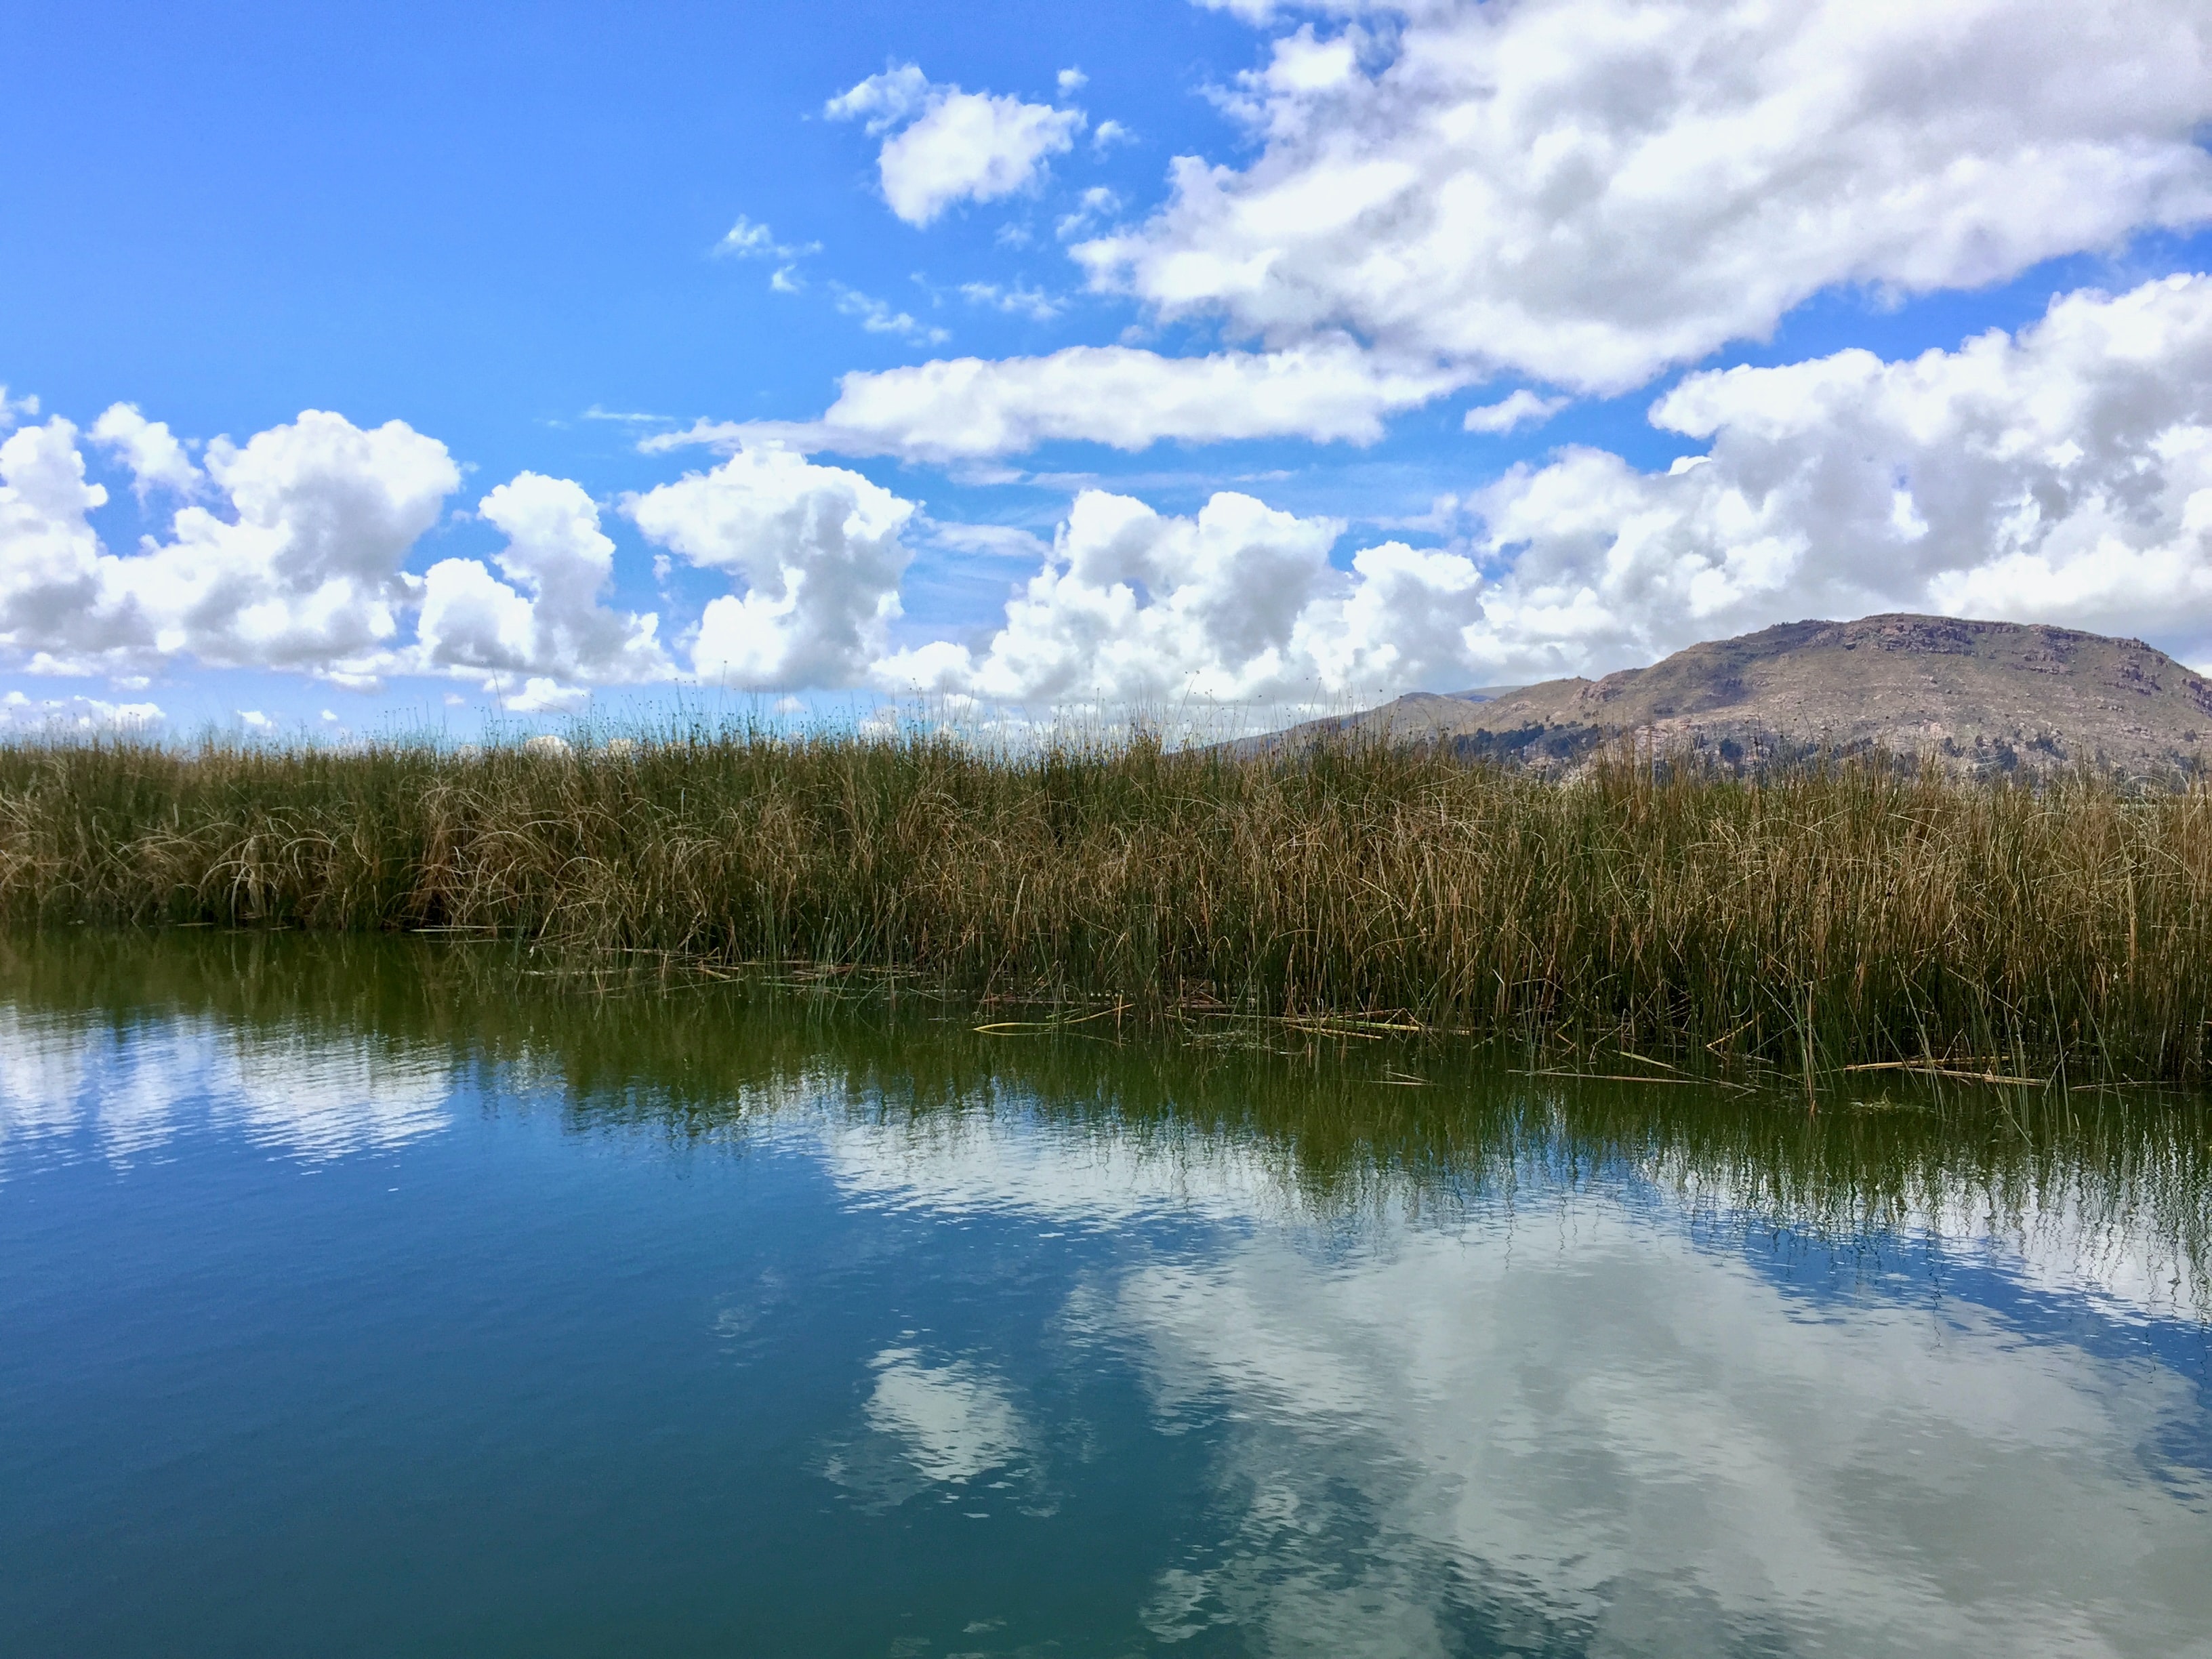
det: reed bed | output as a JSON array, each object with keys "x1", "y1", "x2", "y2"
[{"x1": 3, "y1": 729, "x2": 2211, "y2": 1078}]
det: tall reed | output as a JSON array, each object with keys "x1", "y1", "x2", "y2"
[{"x1": 3, "y1": 729, "x2": 2210, "y2": 1077}]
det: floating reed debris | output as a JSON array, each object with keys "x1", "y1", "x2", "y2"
[{"x1": 3, "y1": 728, "x2": 2212, "y2": 1079}]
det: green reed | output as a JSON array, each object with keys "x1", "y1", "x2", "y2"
[{"x1": 5, "y1": 727, "x2": 2212, "y2": 1077}]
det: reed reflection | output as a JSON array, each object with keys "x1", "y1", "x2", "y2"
[{"x1": 3, "y1": 930, "x2": 2207, "y2": 1320}]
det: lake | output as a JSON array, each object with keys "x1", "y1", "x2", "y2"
[{"x1": 1, "y1": 933, "x2": 2207, "y2": 1658}]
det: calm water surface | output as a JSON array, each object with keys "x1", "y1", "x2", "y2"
[{"x1": 1, "y1": 935, "x2": 2208, "y2": 1657}]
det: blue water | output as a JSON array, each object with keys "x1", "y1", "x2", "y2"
[{"x1": 1, "y1": 936, "x2": 2207, "y2": 1656}]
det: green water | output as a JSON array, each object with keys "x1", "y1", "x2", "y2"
[{"x1": 1, "y1": 933, "x2": 2207, "y2": 1656}]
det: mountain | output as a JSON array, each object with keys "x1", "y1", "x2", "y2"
[{"x1": 1258, "y1": 615, "x2": 2212, "y2": 779}]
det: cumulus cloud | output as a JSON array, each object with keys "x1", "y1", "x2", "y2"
[
  {"x1": 89, "y1": 403, "x2": 203, "y2": 499},
  {"x1": 414, "y1": 472, "x2": 671, "y2": 706},
  {"x1": 0, "y1": 387, "x2": 41, "y2": 431},
  {"x1": 0, "y1": 407, "x2": 456, "y2": 687},
  {"x1": 827, "y1": 63, "x2": 1085, "y2": 227},
  {"x1": 1079, "y1": 0, "x2": 2212, "y2": 394},
  {"x1": 0, "y1": 417, "x2": 112, "y2": 674},
  {"x1": 865, "y1": 274, "x2": 2212, "y2": 706},
  {"x1": 137, "y1": 411, "x2": 460, "y2": 684},
  {"x1": 625, "y1": 446, "x2": 916, "y2": 689},
  {"x1": 874, "y1": 487, "x2": 1487, "y2": 705},
  {"x1": 1462, "y1": 389, "x2": 1567, "y2": 434},
  {"x1": 651, "y1": 337, "x2": 1465, "y2": 462},
  {"x1": 1457, "y1": 272, "x2": 2212, "y2": 678}
]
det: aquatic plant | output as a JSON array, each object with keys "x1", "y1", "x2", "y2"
[{"x1": 3, "y1": 728, "x2": 2211, "y2": 1077}]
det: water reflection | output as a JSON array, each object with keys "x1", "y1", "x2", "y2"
[
  {"x1": 0, "y1": 993, "x2": 451, "y2": 1169},
  {"x1": 1111, "y1": 1209, "x2": 2209, "y2": 1654},
  {"x1": 0, "y1": 930, "x2": 2207, "y2": 1657}
]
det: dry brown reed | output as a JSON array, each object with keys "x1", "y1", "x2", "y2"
[{"x1": 3, "y1": 728, "x2": 2211, "y2": 1077}]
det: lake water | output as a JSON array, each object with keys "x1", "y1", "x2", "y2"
[{"x1": 1, "y1": 934, "x2": 2208, "y2": 1658}]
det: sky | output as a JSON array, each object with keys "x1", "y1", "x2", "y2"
[{"x1": 5, "y1": 0, "x2": 2212, "y2": 740}]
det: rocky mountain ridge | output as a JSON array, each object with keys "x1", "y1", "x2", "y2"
[{"x1": 1263, "y1": 615, "x2": 2212, "y2": 778}]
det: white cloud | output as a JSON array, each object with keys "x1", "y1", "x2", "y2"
[
  {"x1": 1080, "y1": 0, "x2": 2212, "y2": 395},
  {"x1": 828, "y1": 64, "x2": 1085, "y2": 227},
  {"x1": 625, "y1": 445, "x2": 917, "y2": 689},
  {"x1": 1056, "y1": 67, "x2": 1088, "y2": 96},
  {"x1": 1455, "y1": 272, "x2": 2212, "y2": 678},
  {"x1": 504, "y1": 677, "x2": 592, "y2": 714},
  {"x1": 1191, "y1": 0, "x2": 1356, "y2": 18},
  {"x1": 143, "y1": 411, "x2": 460, "y2": 684},
  {"x1": 717, "y1": 217, "x2": 776, "y2": 258},
  {"x1": 0, "y1": 407, "x2": 451, "y2": 687},
  {"x1": 0, "y1": 388, "x2": 37, "y2": 431},
  {"x1": 1091, "y1": 119, "x2": 1134, "y2": 152},
  {"x1": 714, "y1": 215, "x2": 820, "y2": 286},
  {"x1": 874, "y1": 487, "x2": 1488, "y2": 705},
  {"x1": 831, "y1": 283, "x2": 950, "y2": 345},
  {"x1": 414, "y1": 471, "x2": 671, "y2": 705},
  {"x1": 922, "y1": 520, "x2": 1054, "y2": 563},
  {"x1": 237, "y1": 710, "x2": 274, "y2": 731},
  {"x1": 653, "y1": 337, "x2": 1466, "y2": 462},
  {"x1": 1055, "y1": 186, "x2": 1121, "y2": 241},
  {"x1": 1462, "y1": 388, "x2": 1568, "y2": 434},
  {"x1": 89, "y1": 403, "x2": 203, "y2": 500},
  {"x1": 0, "y1": 417, "x2": 112, "y2": 672},
  {"x1": 0, "y1": 690, "x2": 163, "y2": 732},
  {"x1": 959, "y1": 280, "x2": 1062, "y2": 321},
  {"x1": 581, "y1": 405, "x2": 672, "y2": 426},
  {"x1": 823, "y1": 62, "x2": 933, "y2": 133}
]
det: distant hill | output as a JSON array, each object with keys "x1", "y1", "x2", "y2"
[{"x1": 1255, "y1": 615, "x2": 2212, "y2": 779}]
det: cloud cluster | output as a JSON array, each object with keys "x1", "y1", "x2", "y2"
[
  {"x1": 0, "y1": 408, "x2": 458, "y2": 687},
  {"x1": 0, "y1": 408, "x2": 669, "y2": 704},
  {"x1": 875, "y1": 487, "x2": 1487, "y2": 705},
  {"x1": 0, "y1": 691, "x2": 164, "y2": 733},
  {"x1": 1460, "y1": 272, "x2": 2212, "y2": 676},
  {"x1": 14, "y1": 270, "x2": 2212, "y2": 716},
  {"x1": 415, "y1": 473, "x2": 670, "y2": 714},
  {"x1": 626, "y1": 445, "x2": 916, "y2": 689},
  {"x1": 1078, "y1": 0, "x2": 2212, "y2": 394},
  {"x1": 828, "y1": 64, "x2": 1084, "y2": 228},
  {"x1": 875, "y1": 275, "x2": 2212, "y2": 702}
]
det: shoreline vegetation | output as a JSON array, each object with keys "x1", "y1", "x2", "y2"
[{"x1": 4, "y1": 728, "x2": 2212, "y2": 1082}]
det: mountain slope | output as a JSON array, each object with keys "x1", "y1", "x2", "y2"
[{"x1": 1264, "y1": 615, "x2": 2212, "y2": 777}]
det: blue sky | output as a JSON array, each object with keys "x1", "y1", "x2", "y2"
[{"x1": 5, "y1": 0, "x2": 2212, "y2": 737}]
